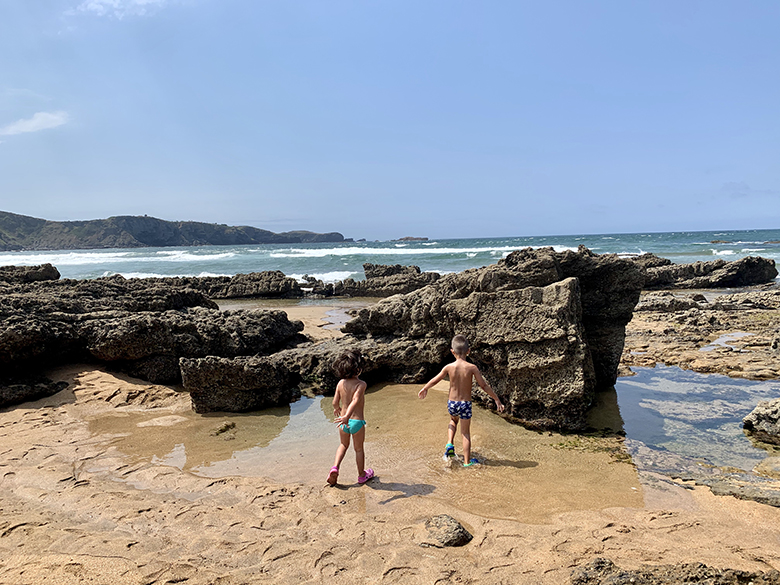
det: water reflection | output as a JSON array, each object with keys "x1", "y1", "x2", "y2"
[{"x1": 611, "y1": 365, "x2": 780, "y2": 472}]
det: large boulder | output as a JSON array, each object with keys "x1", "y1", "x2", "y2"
[
  {"x1": 0, "y1": 263, "x2": 60, "y2": 284},
  {"x1": 643, "y1": 256, "x2": 777, "y2": 289},
  {"x1": 346, "y1": 246, "x2": 643, "y2": 390},
  {"x1": 337, "y1": 247, "x2": 643, "y2": 430},
  {"x1": 743, "y1": 398, "x2": 780, "y2": 446},
  {"x1": 333, "y1": 263, "x2": 441, "y2": 297},
  {"x1": 181, "y1": 335, "x2": 449, "y2": 413},
  {"x1": 128, "y1": 270, "x2": 303, "y2": 299}
]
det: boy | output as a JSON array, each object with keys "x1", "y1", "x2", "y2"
[
  {"x1": 418, "y1": 335, "x2": 505, "y2": 466},
  {"x1": 327, "y1": 349, "x2": 375, "y2": 486}
]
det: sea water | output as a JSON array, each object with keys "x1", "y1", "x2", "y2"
[{"x1": 1, "y1": 227, "x2": 779, "y2": 281}]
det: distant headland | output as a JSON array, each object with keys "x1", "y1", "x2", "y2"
[{"x1": 0, "y1": 211, "x2": 348, "y2": 251}]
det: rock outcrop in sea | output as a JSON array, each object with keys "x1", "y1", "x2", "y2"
[{"x1": 634, "y1": 254, "x2": 778, "y2": 289}]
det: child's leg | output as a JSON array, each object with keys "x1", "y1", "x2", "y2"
[
  {"x1": 333, "y1": 429, "x2": 351, "y2": 469},
  {"x1": 351, "y1": 426, "x2": 366, "y2": 478},
  {"x1": 460, "y1": 417, "x2": 472, "y2": 463},
  {"x1": 448, "y1": 416, "x2": 459, "y2": 446}
]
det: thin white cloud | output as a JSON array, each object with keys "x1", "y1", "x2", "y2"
[
  {"x1": 0, "y1": 111, "x2": 69, "y2": 136},
  {"x1": 71, "y1": 0, "x2": 170, "y2": 19}
]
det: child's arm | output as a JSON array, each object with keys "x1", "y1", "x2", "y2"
[
  {"x1": 334, "y1": 381, "x2": 366, "y2": 425},
  {"x1": 418, "y1": 365, "x2": 448, "y2": 399},
  {"x1": 332, "y1": 383, "x2": 342, "y2": 417},
  {"x1": 474, "y1": 368, "x2": 505, "y2": 413}
]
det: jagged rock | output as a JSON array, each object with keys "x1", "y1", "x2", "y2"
[
  {"x1": 130, "y1": 271, "x2": 303, "y2": 299},
  {"x1": 363, "y1": 263, "x2": 421, "y2": 279},
  {"x1": 0, "y1": 263, "x2": 60, "y2": 284},
  {"x1": 80, "y1": 308, "x2": 304, "y2": 383},
  {"x1": 643, "y1": 256, "x2": 777, "y2": 289},
  {"x1": 423, "y1": 515, "x2": 472, "y2": 547},
  {"x1": 333, "y1": 263, "x2": 441, "y2": 298},
  {"x1": 181, "y1": 336, "x2": 449, "y2": 413},
  {"x1": 169, "y1": 247, "x2": 641, "y2": 427},
  {"x1": 630, "y1": 253, "x2": 673, "y2": 269},
  {"x1": 634, "y1": 292, "x2": 702, "y2": 313},
  {"x1": 743, "y1": 398, "x2": 780, "y2": 446},
  {"x1": 0, "y1": 275, "x2": 305, "y2": 404},
  {"x1": 181, "y1": 355, "x2": 302, "y2": 413},
  {"x1": 0, "y1": 375, "x2": 69, "y2": 409},
  {"x1": 571, "y1": 557, "x2": 780, "y2": 584},
  {"x1": 346, "y1": 246, "x2": 643, "y2": 391}
]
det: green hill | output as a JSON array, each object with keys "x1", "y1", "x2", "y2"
[{"x1": 0, "y1": 211, "x2": 346, "y2": 251}]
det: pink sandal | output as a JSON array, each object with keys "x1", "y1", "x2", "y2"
[
  {"x1": 327, "y1": 466, "x2": 339, "y2": 486},
  {"x1": 358, "y1": 468, "x2": 375, "y2": 484}
]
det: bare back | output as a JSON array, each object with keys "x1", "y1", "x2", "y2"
[
  {"x1": 335, "y1": 377, "x2": 366, "y2": 420},
  {"x1": 444, "y1": 358, "x2": 482, "y2": 402}
]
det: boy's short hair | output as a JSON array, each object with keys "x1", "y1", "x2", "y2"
[
  {"x1": 451, "y1": 335, "x2": 470, "y2": 356},
  {"x1": 332, "y1": 349, "x2": 364, "y2": 379}
]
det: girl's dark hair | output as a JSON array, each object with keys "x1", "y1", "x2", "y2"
[{"x1": 332, "y1": 349, "x2": 364, "y2": 379}]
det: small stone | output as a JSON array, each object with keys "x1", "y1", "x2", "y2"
[{"x1": 424, "y1": 514, "x2": 472, "y2": 547}]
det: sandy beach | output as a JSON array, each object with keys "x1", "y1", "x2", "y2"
[{"x1": 2, "y1": 302, "x2": 780, "y2": 584}]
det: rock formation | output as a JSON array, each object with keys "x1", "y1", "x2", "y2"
[
  {"x1": 743, "y1": 398, "x2": 780, "y2": 446},
  {"x1": 571, "y1": 557, "x2": 780, "y2": 585},
  {"x1": 0, "y1": 275, "x2": 304, "y2": 407},
  {"x1": 333, "y1": 263, "x2": 441, "y2": 297},
  {"x1": 183, "y1": 247, "x2": 645, "y2": 430},
  {"x1": 0, "y1": 263, "x2": 60, "y2": 284},
  {"x1": 133, "y1": 271, "x2": 304, "y2": 299},
  {"x1": 639, "y1": 255, "x2": 777, "y2": 289}
]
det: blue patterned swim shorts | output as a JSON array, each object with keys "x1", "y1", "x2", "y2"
[{"x1": 447, "y1": 400, "x2": 473, "y2": 420}]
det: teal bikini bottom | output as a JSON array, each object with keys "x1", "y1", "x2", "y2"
[{"x1": 340, "y1": 419, "x2": 367, "y2": 434}]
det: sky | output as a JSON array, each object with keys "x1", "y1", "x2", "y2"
[{"x1": 0, "y1": 1, "x2": 778, "y2": 241}]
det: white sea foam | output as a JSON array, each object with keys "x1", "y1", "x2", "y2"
[
  {"x1": 0, "y1": 249, "x2": 237, "y2": 266},
  {"x1": 466, "y1": 253, "x2": 477, "y2": 258},
  {"x1": 712, "y1": 249, "x2": 736, "y2": 256},
  {"x1": 271, "y1": 244, "x2": 575, "y2": 259},
  {"x1": 0, "y1": 251, "x2": 142, "y2": 266},
  {"x1": 112, "y1": 271, "x2": 232, "y2": 279}
]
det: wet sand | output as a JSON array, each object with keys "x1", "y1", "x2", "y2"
[{"x1": 2, "y1": 303, "x2": 780, "y2": 583}]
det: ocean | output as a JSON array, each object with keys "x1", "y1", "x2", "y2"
[{"x1": 1, "y1": 228, "x2": 779, "y2": 281}]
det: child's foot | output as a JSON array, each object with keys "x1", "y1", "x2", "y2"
[
  {"x1": 326, "y1": 466, "x2": 339, "y2": 485},
  {"x1": 444, "y1": 443, "x2": 456, "y2": 458},
  {"x1": 463, "y1": 458, "x2": 480, "y2": 468},
  {"x1": 358, "y1": 468, "x2": 375, "y2": 484}
]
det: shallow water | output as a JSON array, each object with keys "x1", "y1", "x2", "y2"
[
  {"x1": 88, "y1": 382, "x2": 643, "y2": 524},
  {"x1": 606, "y1": 365, "x2": 780, "y2": 473}
]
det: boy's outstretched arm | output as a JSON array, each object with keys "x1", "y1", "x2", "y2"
[
  {"x1": 418, "y1": 366, "x2": 448, "y2": 399},
  {"x1": 474, "y1": 368, "x2": 505, "y2": 413}
]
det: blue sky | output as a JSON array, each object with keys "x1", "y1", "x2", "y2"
[{"x1": 0, "y1": 1, "x2": 778, "y2": 240}]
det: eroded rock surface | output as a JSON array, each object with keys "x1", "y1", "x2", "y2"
[
  {"x1": 0, "y1": 263, "x2": 60, "y2": 284},
  {"x1": 744, "y1": 398, "x2": 780, "y2": 446},
  {"x1": 571, "y1": 557, "x2": 780, "y2": 584},
  {"x1": 622, "y1": 288, "x2": 780, "y2": 380},
  {"x1": 0, "y1": 275, "x2": 304, "y2": 406},
  {"x1": 641, "y1": 255, "x2": 777, "y2": 289}
]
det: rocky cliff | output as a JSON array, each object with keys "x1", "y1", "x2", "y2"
[{"x1": 0, "y1": 211, "x2": 345, "y2": 251}]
